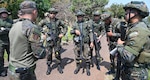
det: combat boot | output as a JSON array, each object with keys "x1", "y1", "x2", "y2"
[
  {"x1": 57, "y1": 64, "x2": 63, "y2": 74},
  {"x1": 96, "y1": 57, "x2": 103, "y2": 70},
  {"x1": 106, "y1": 66, "x2": 115, "y2": 74},
  {"x1": 90, "y1": 49, "x2": 94, "y2": 67},
  {"x1": 86, "y1": 62, "x2": 90, "y2": 76},
  {"x1": 0, "y1": 69, "x2": 7, "y2": 77},
  {"x1": 46, "y1": 61, "x2": 52, "y2": 75},
  {"x1": 96, "y1": 61, "x2": 101, "y2": 70},
  {"x1": 74, "y1": 63, "x2": 81, "y2": 74}
]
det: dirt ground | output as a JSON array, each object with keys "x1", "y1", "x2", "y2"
[{"x1": 0, "y1": 36, "x2": 115, "y2": 80}]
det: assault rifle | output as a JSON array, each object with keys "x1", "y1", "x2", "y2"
[
  {"x1": 71, "y1": 23, "x2": 84, "y2": 58},
  {"x1": 93, "y1": 33, "x2": 101, "y2": 70},
  {"x1": 112, "y1": 21, "x2": 127, "y2": 80},
  {"x1": 46, "y1": 23, "x2": 57, "y2": 46},
  {"x1": 0, "y1": 27, "x2": 11, "y2": 35}
]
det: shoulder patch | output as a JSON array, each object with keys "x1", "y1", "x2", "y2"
[{"x1": 129, "y1": 31, "x2": 139, "y2": 39}]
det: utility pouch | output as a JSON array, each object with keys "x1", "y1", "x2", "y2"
[
  {"x1": 15, "y1": 68, "x2": 31, "y2": 80},
  {"x1": 138, "y1": 51, "x2": 150, "y2": 63}
]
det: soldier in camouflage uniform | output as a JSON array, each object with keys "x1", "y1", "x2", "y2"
[
  {"x1": 0, "y1": 7, "x2": 13, "y2": 77},
  {"x1": 101, "y1": 12, "x2": 122, "y2": 74},
  {"x1": 38, "y1": 12, "x2": 50, "y2": 47},
  {"x1": 44, "y1": 8, "x2": 67, "y2": 75},
  {"x1": 38, "y1": 12, "x2": 50, "y2": 32},
  {"x1": 117, "y1": 1, "x2": 150, "y2": 80},
  {"x1": 71, "y1": 11, "x2": 94, "y2": 76},
  {"x1": 88, "y1": 11, "x2": 105, "y2": 70},
  {"x1": 8, "y1": 1, "x2": 46, "y2": 80}
]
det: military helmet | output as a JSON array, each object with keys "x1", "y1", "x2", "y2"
[
  {"x1": 123, "y1": 1, "x2": 149, "y2": 18},
  {"x1": 101, "y1": 12, "x2": 111, "y2": 21},
  {"x1": 93, "y1": 11, "x2": 101, "y2": 16},
  {"x1": 48, "y1": 8, "x2": 58, "y2": 14},
  {"x1": 75, "y1": 11, "x2": 85, "y2": 16},
  {"x1": 0, "y1": 7, "x2": 10, "y2": 14}
]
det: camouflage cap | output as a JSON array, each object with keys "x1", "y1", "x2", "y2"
[
  {"x1": 101, "y1": 12, "x2": 111, "y2": 21},
  {"x1": 20, "y1": 0, "x2": 37, "y2": 10},
  {"x1": 0, "y1": 7, "x2": 10, "y2": 14},
  {"x1": 48, "y1": 8, "x2": 58, "y2": 14},
  {"x1": 75, "y1": 11, "x2": 85, "y2": 16},
  {"x1": 92, "y1": 11, "x2": 101, "y2": 16}
]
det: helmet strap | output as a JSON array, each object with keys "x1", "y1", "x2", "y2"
[{"x1": 128, "y1": 9, "x2": 138, "y2": 23}]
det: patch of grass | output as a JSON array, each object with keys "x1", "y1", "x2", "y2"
[
  {"x1": 62, "y1": 26, "x2": 73, "y2": 41},
  {"x1": 4, "y1": 50, "x2": 8, "y2": 60}
]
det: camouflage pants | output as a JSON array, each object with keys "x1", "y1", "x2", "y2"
[
  {"x1": 90, "y1": 41, "x2": 102, "y2": 62},
  {"x1": 74, "y1": 43, "x2": 91, "y2": 64},
  {"x1": 108, "y1": 42, "x2": 117, "y2": 71},
  {"x1": 8, "y1": 64, "x2": 36, "y2": 80},
  {"x1": 47, "y1": 39, "x2": 62, "y2": 64},
  {"x1": 121, "y1": 66, "x2": 148, "y2": 80}
]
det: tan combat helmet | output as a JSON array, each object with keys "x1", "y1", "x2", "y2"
[
  {"x1": 75, "y1": 11, "x2": 85, "y2": 16},
  {"x1": 101, "y1": 12, "x2": 111, "y2": 21},
  {"x1": 0, "y1": 7, "x2": 10, "y2": 15},
  {"x1": 123, "y1": 1, "x2": 149, "y2": 18},
  {"x1": 48, "y1": 8, "x2": 58, "y2": 14}
]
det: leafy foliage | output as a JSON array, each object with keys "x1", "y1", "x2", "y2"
[
  {"x1": 0, "y1": 0, "x2": 51, "y2": 19},
  {"x1": 70, "y1": 0, "x2": 109, "y2": 17},
  {"x1": 107, "y1": 3, "x2": 125, "y2": 18}
]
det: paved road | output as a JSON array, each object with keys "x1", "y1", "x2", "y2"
[{"x1": 1, "y1": 36, "x2": 113, "y2": 80}]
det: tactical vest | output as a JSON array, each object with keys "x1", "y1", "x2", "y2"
[
  {"x1": 45, "y1": 18, "x2": 63, "y2": 37},
  {"x1": 137, "y1": 28, "x2": 150, "y2": 63},
  {"x1": 90, "y1": 20, "x2": 104, "y2": 36},
  {"x1": 73, "y1": 21, "x2": 91, "y2": 43}
]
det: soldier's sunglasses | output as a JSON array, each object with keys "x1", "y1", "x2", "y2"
[{"x1": 49, "y1": 12, "x2": 57, "y2": 14}]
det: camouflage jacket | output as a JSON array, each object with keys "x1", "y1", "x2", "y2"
[
  {"x1": 39, "y1": 18, "x2": 67, "y2": 37},
  {"x1": 72, "y1": 21, "x2": 93, "y2": 43},
  {"x1": 0, "y1": 18, "x2": 12, "y2": 44},
  {"x1": 9, "y1": 18, "x2": 41, "y2": 67},
  {"x1": 118, "y1": 21, "x2": 150, "y2": 65},
  {"x1": 88, "y1": 19, "x2": 105, "y2": 37},
  {"x1": 105, "y1": 18, "x2": 122, "y2": 42}
]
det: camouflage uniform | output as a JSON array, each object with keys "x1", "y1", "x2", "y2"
[
  {"x1": 71, "y1": 11, "x2": 93, "y2": 76},
  {"x1": 8, "y1": 1, "x2": 45, "y2": 80},
  {"x1": 117, "y1": 1, "x2": 150, "y2": 80},
  {"x1": 38, "y1": 12, "x2": 50, "y2": 47},
  {"x1": 101, "y1": 12, "x2": 122, "y2": 74},
  {"x1": 45, "y1": 8, "x2": 67, "y2": 75},
  {"x1": 38, "y1": 12, "x2": 50, "y2": 33},
  {"x1": 0, "y1": 7, "x2": 12, "y2": 77},
  {"x1": 88, "y1": 11, "x2": 105, "y2": 70}
]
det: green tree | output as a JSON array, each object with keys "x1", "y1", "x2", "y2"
[
  {"x1": 70, "y1": 0, "x2": 109, "y2": 17},
  {"x1": 107, "y1": 3, "x2": 125, "y2": 18},
  {"x1": 0, "y1": 0, "x2": 51, "y2": 19}
]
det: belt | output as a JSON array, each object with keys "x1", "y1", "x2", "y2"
[{"x1": 8, "y1": 64, "x2": 36, "y2": 73}]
